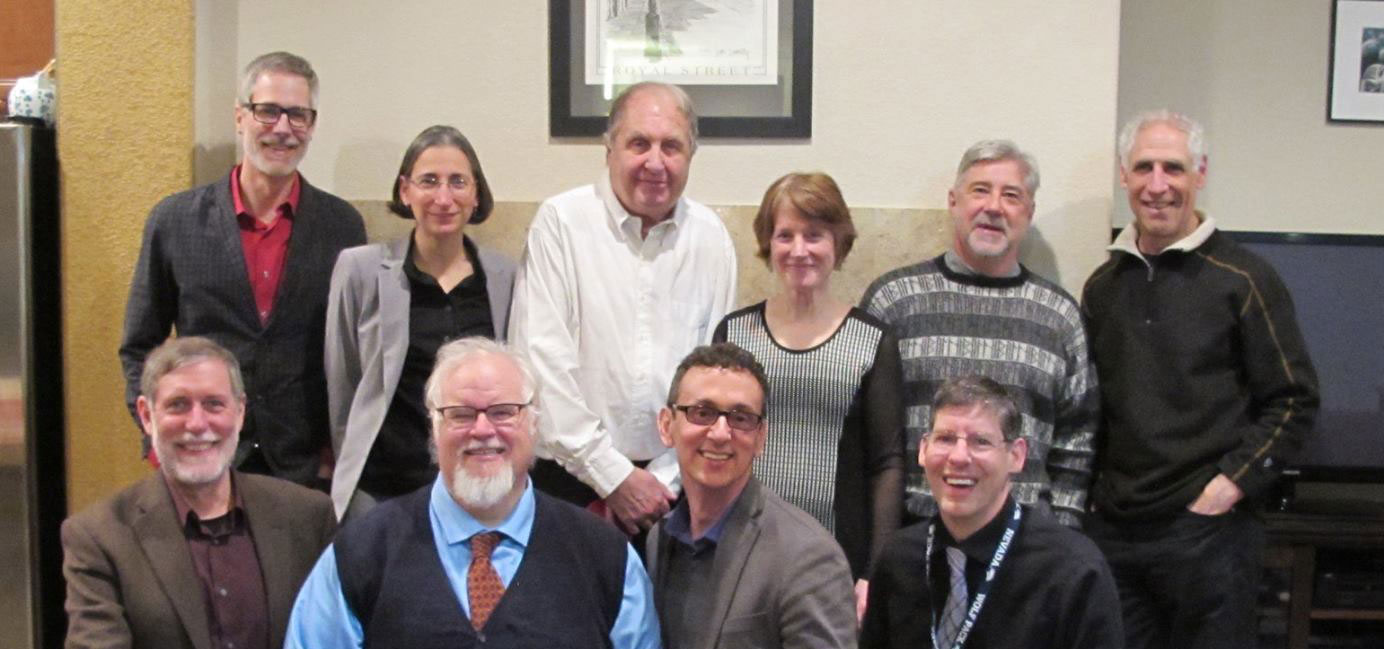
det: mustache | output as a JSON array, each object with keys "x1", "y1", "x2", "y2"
[
  {"x1": 460, "y1": 441, "x2": 506, "y2": 453},
  {"x1": 257, "y1": 133, "x2": 300, "y2": 148},
  {"x1": 974, "y1": 215, "x2": 1008, "y2": 231}
]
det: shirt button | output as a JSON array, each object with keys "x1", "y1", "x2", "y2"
[
  {"x1": 262, "y1": 271, "x2": 269, "y2": 278},
  {"x1": 218, "y1": 587, "x2": 228, "y2": 597}
]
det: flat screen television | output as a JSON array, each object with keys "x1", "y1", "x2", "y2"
[{"x1": 1225, "y1": 231, "x2": 1384, "y2": 483}]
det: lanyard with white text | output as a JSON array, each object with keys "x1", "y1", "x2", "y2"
[{"x1": 925, "y1": 500, "x2": 1022, "y2": 649}]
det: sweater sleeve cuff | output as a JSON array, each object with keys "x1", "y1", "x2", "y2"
[{"x1": 1220, "y1": 455, "x2": 1282, "y2": 501}]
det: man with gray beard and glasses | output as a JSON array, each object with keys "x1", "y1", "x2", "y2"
[
  {"x1": 62, "y1": 337, "x2": 336, "y2": 649},
  {"x1": 285, "y1": 337, "x2": 660, "y2": 648}
]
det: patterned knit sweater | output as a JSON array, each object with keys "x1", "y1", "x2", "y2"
[{"x1": 860, "y1": 253, "x2": 1100, "y2": 526}]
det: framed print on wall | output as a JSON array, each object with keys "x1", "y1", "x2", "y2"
[
  {"x1": 549, "y1": 0, "x2": 814, "y2": 138},
  {"x1": 1329, "y1": 0, "x2": 1384, "y2": 122}
]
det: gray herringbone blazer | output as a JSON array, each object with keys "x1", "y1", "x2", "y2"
[{"x1": 119, "y1": 172, "x2": 366, "y2": 484}]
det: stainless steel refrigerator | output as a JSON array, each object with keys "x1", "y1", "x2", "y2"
[{"x1": 0, "y1": 120, "x2": 65, "y2": 649}]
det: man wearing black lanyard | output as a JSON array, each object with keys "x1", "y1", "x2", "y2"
[{"x1": 861, "y1": 376, "x2": 1122, "y2": 648}]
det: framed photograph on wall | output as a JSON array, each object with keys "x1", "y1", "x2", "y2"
[
  {"x1": 1329, "y1": 0, "x2": 1384, "y2": 122},
  {"x1": 549, "y1": 0, "x2": 813, "y2": 138}
]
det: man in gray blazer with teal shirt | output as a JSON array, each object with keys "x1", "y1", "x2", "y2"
[
  {"x1": 647, "y1": 343, "x2": 856, "y2": 649},
  {"x1": 119, "y1": 51, "x2": 366, "y2": 488}
]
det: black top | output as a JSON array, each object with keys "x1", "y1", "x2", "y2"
[
  {"x1": 1082, "y1": 229, "x2": 1319, "y2": 519},
  {"x1": 862, "y1": 499, "x2": 1123, "y2": 649},
  {"x1": 359, "y1": 237, "x2": 494, "y2": 499}
]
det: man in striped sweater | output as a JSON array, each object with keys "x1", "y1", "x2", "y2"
[{"x1": 860, "y1": 140, "x2": 1099, "y2": 528}]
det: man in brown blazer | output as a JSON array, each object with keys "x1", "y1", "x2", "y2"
[{"x1": 63, "y1": 337, "x2": 336, "y2": 649}]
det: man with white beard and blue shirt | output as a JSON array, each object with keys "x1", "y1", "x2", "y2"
[{"x1": 285, "y1": 337, "x2": 659, "y2": 648}]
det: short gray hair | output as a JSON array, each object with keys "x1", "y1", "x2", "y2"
[
  {"x1": 604, "y1": 81, "x2": 699, "y2": 152},
  {"x1": 423, "y1": 337, "x2": 541, "y2": 422},
  {"x1": 929, "y1": 375, "x2": 1022, "y2": 442},
  {"x1": 140, "y1": 337, "x2": 245, "y2": 403},
  {"x1": 1118, "y1": 110, "x2": 1206, "y2": 169},
  {"x1": 239, "y1": 51, "x2": 319, "y2": 107},
  {"x1": 954, "y1": 139, "x2": 1040, "y2": 197}
]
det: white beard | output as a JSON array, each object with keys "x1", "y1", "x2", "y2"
[
  {"x1": 154, "y1": 427, "x2": 234, "y2": 487},
  {"x1": 448, "y1": 463, "x2": 516, "y2": 510}
]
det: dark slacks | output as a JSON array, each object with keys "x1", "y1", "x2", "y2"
[
  {"x1": 531, "y1": 458, "x2": 652, "y2": 560},
  {"x1": 1086, "y1": 508, "x2": 1265, "y2": 649},
  {"x1": 531, "y1": 458, "x2": 603, "y2": 505}
]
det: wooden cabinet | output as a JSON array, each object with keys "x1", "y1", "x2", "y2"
[{"x1": 1262, "y1": 512, "x2": 1384, "y2": 648}]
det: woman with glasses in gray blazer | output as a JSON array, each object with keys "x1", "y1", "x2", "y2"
[{"x1": 325, "y1": 125, "x2": 515, "y2": 521}]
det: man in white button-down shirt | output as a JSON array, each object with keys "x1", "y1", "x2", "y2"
[{"x1": 510, "y1": 81, "x2": 737, "y2": 537}]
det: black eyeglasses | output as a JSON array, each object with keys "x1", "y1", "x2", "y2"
[
  {"x1": 435, "y1": 402, "x2": 529, "y2": 429},
  {"x1": 241, "y1": 102, "x2": 318, "y2": 128},
  {"x1": 670, "y1": 404, "x2": 764, "y2": 432}
]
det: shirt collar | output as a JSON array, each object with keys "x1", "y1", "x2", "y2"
[
  {"x1": 663, "y1": 490, "x2": 739, "y2": 554},
  {"x1": 942, "y1": 250, "x2": 1023, "y2": 279},
  {"x1": 596, "y1": 172, "x2": 686, "y2": 242},
  {"x1": 231, "y1": 164, "x2": 302, "y2": 220},
  {"x1": 164, "y1": 472, "x2": 245, "y2": 533},
  {"x1": 936, "y1": 495, "x2": 1017, "y2": 564},
  {"x1": 429, "y1": 473, "x2": 534, "y2": 549},
  {"x1": 1109, "y1": 212, "x2": 1217, "y2": 261},
  {"x1": 403, "y1": 232, "x2": 485, "y2": 285}
]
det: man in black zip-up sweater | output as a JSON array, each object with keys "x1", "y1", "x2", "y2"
[{"x1": 1082, "y1": 110, "x2": 1318, "y2": 649}]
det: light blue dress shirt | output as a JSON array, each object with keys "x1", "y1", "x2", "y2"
[{"x1": 284, "y1": 477, "x2": 661, "y2": 648}]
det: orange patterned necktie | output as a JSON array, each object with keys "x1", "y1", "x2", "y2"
[{"x1": 467, "y1": 532, "x2": 505, "y2": 630}]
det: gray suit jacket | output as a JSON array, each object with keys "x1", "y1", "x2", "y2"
[
  {"x1": 325, "y1": 234, "x2": 516, "y2": 517},
  {"x1": 61, "y1": 472, "x2": 337, "y2": 649},
  {"x1": 647, "y1": 478, "x2": 858, "y2": 649},
  {"x1": 119, "y1": 172, "x2": 367, "y2": 485}
]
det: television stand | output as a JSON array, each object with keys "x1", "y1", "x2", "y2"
[{"x1": 1263, "y1": 511, "x2": 1384, "y2": 648}]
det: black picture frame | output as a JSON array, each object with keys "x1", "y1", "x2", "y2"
[
  {"x1": 1328, "y1": 0, "x2": 1384, "y2": 123},
  {"x1": 548, "y1": 0, "x2": 813, "y2": 139}
]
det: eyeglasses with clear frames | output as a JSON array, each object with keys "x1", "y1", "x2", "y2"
[
  {"x1": 435, "y1": 402, "x2": 530, "y2": 429},
  {"x1": 407, "y1": 174, "x2": 473, "y2": 194},
  {"x1": 924, "y1": 431, "x2": 1011, "y2": 456},
  {"x1": 241, "y1": 102, "x2": 317, "y2": 128},
  {"x1": 670, "y1": 404, "x2": 764, "y2": 432}
]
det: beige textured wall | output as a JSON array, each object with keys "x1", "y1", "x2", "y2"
[
  {"x1": 1118, "y1": 0, "x2": 1384, "y2": 232},
  {"x1": 357, "y1": 201, "x2": 952, "y2": 308},
  {"x1": 57, "y1": 0, "x2": 194, "y2": 511},
  {"x1": 235, "y1": 0, "x2": 1120, "y2": 295}
]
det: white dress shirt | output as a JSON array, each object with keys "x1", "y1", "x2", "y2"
[{"x1": 509, "y1": 174, "x2": 737, "y2": 497}]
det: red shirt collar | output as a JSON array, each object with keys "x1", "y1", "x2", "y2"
[{"x1": 231, "y1": 164, "x2": 302, "y2": 219}]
